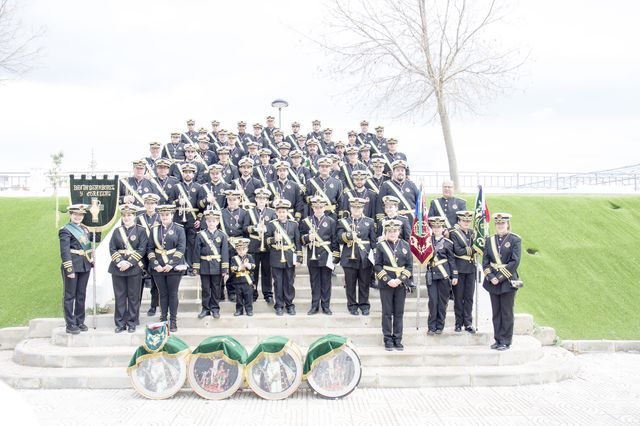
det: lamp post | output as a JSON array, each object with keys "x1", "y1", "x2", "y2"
[{"x1": 271, "y1": 99, "x2": 289, "y2": 130}]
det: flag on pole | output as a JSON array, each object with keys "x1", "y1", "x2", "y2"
[
  {"x1": 472, "y1": 185, "x2": 490, "y2": 254},
  {"x1": 410, "y1": 183, "x2": 433, "y2": 265}
]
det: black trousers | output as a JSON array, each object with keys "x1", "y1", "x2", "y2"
[
  {"x1": 344, "y1": 265, "x2": 371, "y2": 311},
  {"x1": 139, "y1": 275, "x2": 159, "y2": 309},
  {"x1": 225, "y1": 246, "x2": 238, "y2": 298},
  {"x1": 62, "y1": 271, "x2": 90, "y2": 327},
  {"x1": 200, "y1": 274, "x2": 222, "y2": 313},
  {"x1": 308, "y1": 265, "x2": 332, "y2": 310},
  {"x1": 453, "y1": 272, "x2": 475, "y2": 327},
  {"x1": 234, "y1": 283, "x2": 254, "y2": 313},
  {"x1": 380, "y1": 284, "x2": 406, "y2": 344},
  {"x1": 185, "y1": 223, "x2": 198, "y2": 268},
  {"x1": 272, "y1": 267, "x2": 295, "y2": 309},
  {"x1": 251, "y1": 251, "x2": 272, "y2": 301},
  {"x1": 112, "y1": 273, "x2": 142, "y2": 328},
  {"x1": 490, "y1": 291, "x2": 516, "y2": 346},
  {"x1": 154, "y1": 274, "x2": 182, "y2": 322},
  {"x1": 428, "y1": 278, "x2": 451, "y2": 331}
]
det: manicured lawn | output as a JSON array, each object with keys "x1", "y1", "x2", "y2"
[{"x1": 1, "y1": 195, "x2": 639, "y2": 340}]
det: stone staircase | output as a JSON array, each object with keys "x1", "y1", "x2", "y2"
[{"x1": 0, "y1": 267, "x2": 577, "y2": 389}]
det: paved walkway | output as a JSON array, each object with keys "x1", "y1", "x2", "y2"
[{"x1": 3, "y1": 353, "x2": 640, "y2": 425}]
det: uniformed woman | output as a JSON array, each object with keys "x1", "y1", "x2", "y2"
[
  {"x1": 58, "y1": 204, "x2": 93, "y2": 335},
  {"x1": 482, "y1": 213, "x2": 522, "y2": 351},
  {"x1": 109, "y1": 204, "x2": 148, "y2": 333},
  {"x1": 426, "y1": 216, "x2": 458, "y2": 336},
  {"x1": 147, "y1": 205, "x2": 187, "y2": 332},
  {"x1": 374, "y1": 219, "x2": 413, "y2": 351}
]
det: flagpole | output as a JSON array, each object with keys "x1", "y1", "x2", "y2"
[
  {"x1": 474, "y1": 260, "x2": 480, "y2": 331},
  {"x1": 92, "y1": 230, "x2": 97, "y2": 330},
  {"x1": 415, "y1": 264, "x2": 421, "y2": 330}
]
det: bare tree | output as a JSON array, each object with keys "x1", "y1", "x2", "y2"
[
  {"x1": 316, "y1": 0, "x2": 524, "y2": 187},
  {"x1": 47, "y1": 151, "x2": 64, "y2": 228},
  {"x1": 0, "y1": 0, "x2": 42, "y2": 80}
]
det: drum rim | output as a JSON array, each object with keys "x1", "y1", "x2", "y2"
[
  {"x1": 129, "y1": 354, "x2": 187, "y2": 400},
  {"x1": 246, "y1": 350, "x2": 303, "y2": 400},
  {"x1": 187, "y1": 354, "x2": 244, "y2": 400},
  {"x1": 306, "y1": 345, "x2": 362, "y2": 399}
]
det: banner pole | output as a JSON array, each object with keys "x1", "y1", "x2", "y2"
[
  {"x1": 474, "y1": 261, "x2": 480, "y2": 331},
  {"x1": 415, "y1": 264, "x2": 421, "y2": 329},
  {"x1": 92, "y1": 230, "x2": 97, "y2": 330}
]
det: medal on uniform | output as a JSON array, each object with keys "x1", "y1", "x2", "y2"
[
  {"x1": 505, "y1": 242, "x2": 511, "y2": 248},
  {"x1": 144, "y1": 187, "x2": 149, "y2": 193},
  {"x1": 322, "y1": 222, "x2": 328, "y2": 228},
  {"x1": 168, "y1": 230, "x2": 174, "y2": 235},
  {"x1": 130, "y1": 235, "x2": 137, "y2": 241},
  {"x1": 216, "y1": 237, "x2": 221, "y2": 243},
  {"x1": 329, "y1": 183, "x2": 334, "y2": 188},
  {"x1": 453, "y1": 204, "x2": 458, "y2": 209},
  {"x1": 191, "y1": 188, "x2": 196, "y2": 193},
  {"x1": 402, "y1": 248, "x2": 407, "y2": 254},
  {"x1": 168, "y1": 184, "x2": 172, "y2": 188},
  {"x1": 405, "y1": 188, "x2": 410, "y2": 192}
]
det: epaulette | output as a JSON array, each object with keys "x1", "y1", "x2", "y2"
[
  {"x1": 510, "y1": 233, "x2": 522, "y2": 240},
  {"x1": 174, "y1": 223, "x2": 184, "y2": 228},
  {"x1": 443, "y1": 237, "x2": 454, "y2": 245}
]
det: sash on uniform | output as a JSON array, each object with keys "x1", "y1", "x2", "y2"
[
  {"x1": 340, "y1": 164, "x2": 355, "y2": 190},
  {"x1": 366, "y1": 178, "x2": 379, "y2": 194},
  {"x1": 288, "y1": 168, "x2": 306, "y2": 193},
  {"x1": 176, "y1": 184, "x2": 198, "y2": 220},
  {"x1": 386, "y1": 181, "x2": 413, "y2": 213},
  {"x1": 433, "y1": 199, "x2": 452, "y2": 228},
  {"x1": 120, "y1": 178, "x2": 146, "y2": 205},
  {"x1": 310, "y1": 179, "x2": 336, "y2": 212},
  {"x1": 262, "y1": 130, "x2": 280, "y2": 155},
  {"x1": 255, "y1": 166, "x2": 269, "y2": 187},
  {"x1": 202, "y1": 183, "x2": 222, "y2": 211},
  {"x1": 200, "y1": 231, "x2": 221, "y2": 261},
  {"x1": 233, "y1": 256, "x2": 253, "y2": 285},
  {"x1": 303, "y1": 218, "x2": 332, "y2": 256},
  {"x1": 234, "y1": 179, "x2": 253, "y2": 208},
  {"x1": 64, "y1": 223, "x2": 92, "y2": 251},
  {"x1": 489, "y1": 235, "x2": 512, "y2": 279},
  {"x1": 378, "y1": 241, "x2": 405, "y2": 273}
]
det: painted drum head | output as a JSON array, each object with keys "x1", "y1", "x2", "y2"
[
  {"x1": 129, "y1": 354, "x2": 187, "y2": 400},
  {"x1": 188, "y1": 353, "x2": 244, "y2": 399},
  {"x1": 306, "y1": 343, "x2": 362, "y2": 399},
  {"x1": 246, "y1": 339, "x2": 303, "y2": 400}
]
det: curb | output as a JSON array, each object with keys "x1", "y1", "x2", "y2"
[{"x1": 559, "y1": 339, "x2": 640, "y2": 353}]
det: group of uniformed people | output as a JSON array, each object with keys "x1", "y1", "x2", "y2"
[{"x1": 58, "y1": 117, "x2": 521, "y2": 352}]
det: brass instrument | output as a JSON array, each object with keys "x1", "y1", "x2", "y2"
[
  {"x1": 277, "y1": 230, "x2": 286, "y2": 263},
  {"x1": 310, "y1": 224, "x2": 318, "y2": 261},
  {"x1": 179, "y1": 196, "x2": 187, "y2": 222},
  {"x1": 349, "y1": 221, "x2": 358, "y2": 260},
  {"x1": 259, "y1": 216, "x2": 266, "y2": 252}
]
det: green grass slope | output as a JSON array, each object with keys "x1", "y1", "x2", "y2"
[{"x1": 1, "y1": 195, "x2": 639, "y2": 339}]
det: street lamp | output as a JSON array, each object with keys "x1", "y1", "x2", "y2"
[{"x1": 271, "y1": 99, "x2": 289, "y2": 129}]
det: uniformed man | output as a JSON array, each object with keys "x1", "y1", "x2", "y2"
[
  {"x1": 366, "y1": 157, "x2": 388, "y2": 195},
  {"x1": 147, "y1": 205, "x2": 187, "y2": 332},
  {"x1": 427, "y1": 179, "x2": 467, "y2": 233},
  {"x1": 254, "y1": 148, "x2": 276, "y2": 187},
  {"x1": 334, "y1": 140, "x2": 347, "y2": 162},
  {"x1": 375, "y1": 195, "x2": 412, "y2": 242},
  {"x1": 173, "y1": 163, "x2": 205, "y2": 275},
  {"x1": 226, "y1": 133, "x2": 246, "y2": 166},
  {"x1": 346, "y1": 130, "x2": 358, "y2": 149},
  {"x1": 286, "y1": 122, "x2": 302, "y2": 150},
  {"x1": 145, "y1": 141, "x2": 163, "y2": 175},
  {"x1": 357, "y1": 120, "x2": 376, "y2": 147},
  {"x1": 304, "y1": 139, "x2": 321, "y2": 176},
  {"x1": 450, "y1": 210, "x2": 478, "y2": 333},
  {"x1": 181, "y1": 119, "x2": 198, "y2": 145},
  {"x1": 109, "y1": 204, "x2": 148, "y2": 333},
  {"x1": 374, "y1": 125, "x2": 388, "y2": 153},
  {"x1": 305, "y1": 156, "x2": 343, "y2": 222},
  {"x1": 339, "y1": 146, "x2": 369, "y2": 192},
  {"x1": 337, "y1": 197, "x2": 376, "y2": 315},
  {"x1": 376, "y1": 160, "x2": 418, "y2": 223},
  {"x1": 233, "y1": 157, "x2": 263, "y2": 207},
  {"x1": 295, "y1": 134, "x2": 307, "y2": 155},
  {"x1": 321, "y1": 128, "x2": 336, "y2": 155},
  {"x1": 265, "y1": 199, "x2": 303, "y2": 316},
  {"x1": 306, "y1": 119, "x2": 323, "y2": 146},
  {"x1": 299, "y1": 196, "x2": 339, "y2": 315},
  {"x1": 243, "y1": 188, "x2": 277, "y2": 304},
  {"x1": 216, "y1": 146, "x2": 240, "y2": 184},
  {"x1": 289, "y1": 150, "x2": 310, "y2": 205},
  {"x1": 193, "y1": 209, "x2": 229, "y2": 319},
  {"x1": 200, "y1": 164, "x2": 229, "y2": 211},
  {"x1": 138, "y1": 193, "x2": 161, "y2": 317},
  {"x1": 171, "y1": 145, "x2": 207, "y2": 184},
  {"x1": 483, "y1": 213, "x2": 522, "y2": 351},
  {"x1": 237, "y1": 121, "x2": 252, "y2": 151},
  {"x1": 245, "y1": 140, "x2": 262, "y2": 165},
  {"x1": 250, "y1": 123, "x2": 266, "y2": 152},
  {"x1": 425, "y1": 216, "x2": 458, "y2": 336},
  {"x1": 275, "y1": 142, "x2": 293, "y2": 165},
  {"x1": 59, "y1": 204, "x2": 94, "y2": 334},
  {"x1": 162, "y1": 132, "x2": 186, "y2": 162},
  {"x1": 341, "y1": 169, "x2": 377, "y2": 219},
  {"x1": 268, "y1": 161, "x2": 305, "y2": 222},
  {"x1": 119, "y1": 160, "x2": 155, "y2": 208},
  {"x1": 263, "y1": 115, "x2": 277, "y2": 141},
  {"x1": 374, "y1": 219, "x2": 413, "y2": 350},
  {"x1": 329, "y1": 154, "x2": 342, "y2": 179},
  {"x1": 148, "y1": 159, "x2": 178, "y2": 205},
  {"x1": 228, "y1": 238, "x2": 256, "y2": 316},
  {"x1": 207, "y1": 120, "x2": 221, "y2": 146},
  {"x1": 383, "y1": 138, "x2": 409, "y2": 176},
  {"x1": 220, "y1": 189, "x2": 248, "y2": 301},
  {"x1": 359, "y1": 144, "x2": 373, "y2": 170},
  {"x1": 196, "y1": 135, "x2": 218, "y2": 166}
]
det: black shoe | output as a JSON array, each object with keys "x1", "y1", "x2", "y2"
[
  {"x1": 361, "y1": 308, "x2": 370, "y2": 316},
  {"x1": 66, "y1": 325, "x2": 80, "y2": 335},
  {"x1": 349, "y1": 310, "x2": 359, "y2": 316},
  {"x1": 275, "y1": 308, "x2": 284, "y2": 316},
  {"x1": 307, "y1": 308, "x2": 319, "y2": 315},
  {"x1": 490, "y1": 342, "x2": 500, "y2": 350},
  {"x1": 198, "y1": 309, "x2": 209, "y2": 319},
  {"x1": 212, "y1": 311, "x2": 220, "y2": 319},
  {"x1": 78, "y1": 324, "x2": 88, "y2": 332},
  {"x1": 234, "y1": 310, "x2": 243, "y2": 316},
  {"x1": 496, "y1": 344, "x2": 508, "y2": 351},
  {"x1": 435, "y1": 329, "x2": 443, "y2": 335},
  {"x1": 246, "y1": 311, "x2": 253, "y2": 317},
  {"x1": 188, "y1": 269, "x2": 196, "y2": 277},
  {"x1": 159, "y1": 316, "x2": 167, "y2": 322},
  {"x1": 465, "y1": 326, "x2": 476, "y2": 334},
  {"x1": 229, "y1": 294, "x2": 236, "y2": 302},
  {"x1": 427, "y1": 330, "x2": 435, "y2": 336},
  {"x1": 265, "y1": 297, "x2": 274, "y2": 305},
  {"x1": 322, "y1": 308, "x2": 333, "y2": 315},
  {"x1": 169, "y1": 323, "x2": 177, "y2": 332},
  {"x1": 455, "y1": 325, "x2": 462, "y2": 332},
  {"x1": 128, "y1": 326, "x2": 136, "y2": 333},
  {"x1": 287, "y1": 307, "x2": 296, "y2": 316},
  {"x1": 115, "y1": 326, "x2": 126, "y2": 334},
  {"x1": 394, "y1": 342, "x2": 404, "y2": 351},
  {"x1": 384, "y1": 342, "x2": 394, "y2": 351}
]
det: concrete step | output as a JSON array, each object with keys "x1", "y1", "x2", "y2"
[
  {"x1": 25, "y1": 314, "x2": 535, "y2": 339},
  {"x1": 50, "y1": 326, "x2": 494, "y2": 348},
  {"x1": 12, "y1": 336, "x2": 542, "y2": 369},
  {"x1": 110, "y1": 297, "x2": 442, "y2": 314},
  {"x1": 0, "y1": 346, "x2": 576, "y2": 389}
]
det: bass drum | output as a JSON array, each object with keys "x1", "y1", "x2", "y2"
[
  {"x1": 246, "y1": 337, "x2": 304, "y2": 400},
  {"x1": 129, "y1": 353, "x2": 188, "y2": 400},
  {"x1": 306, "y1": 338, "x2": 362, "y2": 399}
]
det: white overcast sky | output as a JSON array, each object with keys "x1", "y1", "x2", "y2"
[{"x1": 0, "y1": 0, "x2": 638, "y2": 173}]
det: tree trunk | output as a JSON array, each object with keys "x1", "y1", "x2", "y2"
[{"x1": 435, "y1": 92, "x2": 460, "y2": 189}]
